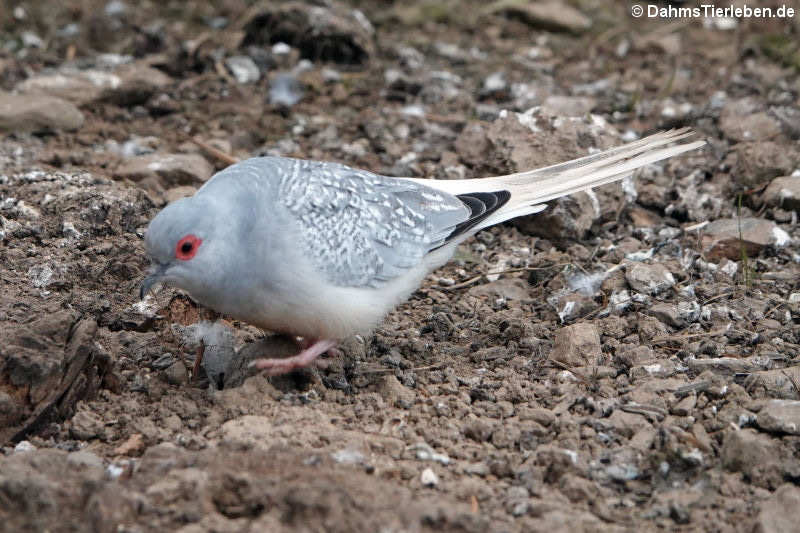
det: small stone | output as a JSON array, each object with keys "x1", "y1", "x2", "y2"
[
  {"x1": 650, "y1": 301, "x2": 700, "y2": 328},
  {"x1": 331, "y1": 449, "x2": 365, "y2": 465},
  {"x1": 671, "y1": 394, "x2": 696, "y2": 416},
  {"x1": 702, "y1": 218, "x2": 790, "y2": 260},
  {"x1": 762, "y1": 176, "x2": 800, "y2": 211},
  {"x1": 481, "y1": 71, "x2": 508, "y2": 98},
  {"x1": 463, "y1": 462, "x2": 490, "y2": 476},
  {"x1": 550, "y1": 323, "x2": 602, "y2": 367},
  {"x1": 625, "y1": 263, "x2": 675, "y2": 295},
  {"x1": 0, "y1": 92, "x2": 84, "y2": 133},
  {"x1": 746, "y1": 367, "x2": 800, "y2": 400},
  {"x1": 540, "y1": 95, "x2": 596, "y2": 117},
  {"x1": 420, "y1": 467, "x2": 439, "y2": 487},
  {"x1": 721, "y1": 110, "x2": 782, "y2": 143},
  {"x1": 113, "y1": 433, "x2": 145, "y2": 456},
  {"x1": 114, "y1": 153, "x2": 214, "y2": 191},
  {"x1": 242, "y1": 2, "x2": 374, "y2": 64},
  {"x1": 70, "y1": 409, "x2": 104, "y2": 440},
  {"x1": 721, "y1": 429, "x2": 781, "y2": 479},
  {"x1": 627, "y1": 206, "x2": 662, "y2": 228},
  {"x1": 163, "y1": 186, "x2": 197, "y2": 204},
  {"x1": 754, "y1": 484, "x2": 800, "y2": 533},
  {"x1": 18, "y1": 64, "x2": 171, "y2": 107},
  {"x1": 164, "y1": 361, "x2": 189, "y2": 386},
  {"x1": 225, "y1": 56, "x2": 261, "y2": 84},
  {"x1": 468, "y1": 278, "x2": 531, "y2": 301},
  {"x1": 492, "y1": 1, "x2": 592, "y2": 34},
  {"x1": 378, "y1": 375, "x2": 415, "y2": 408},
  {"x1": 733, "y1": 142, "x2": 797, "y2": 187},
  {"x1": 454, "y1": 122, "x2": 490, "y2": 166},
  {"x1": 13, "y1": 441, "x2": 36, "y2": 453},
  {"x1": 269, "y1": 73, "x2": 303, "y2": 106},
  {"x1": 756, "y1": 400, "x2": 800, "y2": 435},
  {"x1": 67, "y1": 450, "x2": 105, "y2": 471}
]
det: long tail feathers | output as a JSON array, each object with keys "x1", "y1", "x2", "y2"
[{"x1": 413, "y1": 128, "x2": 705, "y2": 233}]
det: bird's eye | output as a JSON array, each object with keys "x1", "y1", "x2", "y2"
[{"x1": 175, "y1": 234, "x2": 202, "y2": 260}]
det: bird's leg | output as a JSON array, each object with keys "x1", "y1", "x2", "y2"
[
  {"x1": 251, "y1": 339, "x2": 338, "y2": 376},
  {"x1": 192, "y1": 339, "x2": 205, "y2": 382},
  {"x1": 295, "y1": 336, "x2": 343, "y2": 358}
]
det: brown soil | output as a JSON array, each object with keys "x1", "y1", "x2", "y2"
[{"x1": 1, "y1": 1, "x2": 799, "y2": 532}]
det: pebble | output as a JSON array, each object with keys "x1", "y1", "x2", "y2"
[
  {"x1": 625, "y1": 263, "x2": 675, "y2": 295},
  {"x1": 420, "y1": 467, "x2": 439, "y2": 487},
  {"x1": 0, "y1": 93, "x2": 84, "y2": 133},
  {"x1": 756, "y1": 400, "x2": 800, "y2": 435},
  {"x1": 13, "y1": 441, "x2": 36, "y2": 453},
  {"x1": 701, "y1": 218, "x2": 790, "y2": 260},
  {"x1": 269, "y1": 73, "x2": 303, "y2": 107},
  {"x1": 754, "y1": 484, "x2": 800, "y2": 533},
  {"x1": 494, "y1": 1, "x2": 591, "y2": 34},
  {"x1": 225, "y1": 56, "x2": 261, "y2": 84},
  {"x1": 164, "y1": 360, "x2": 189, "y2": 386},
  {"x1": 550, "y1": 323, "x2": 602, "y2": 366},
  {"x1": 114, "y1": 153, "x2": 214, "y2": 190},
  {"x1": 762, "y1": 176, "x2": 800, "y2": 211}
]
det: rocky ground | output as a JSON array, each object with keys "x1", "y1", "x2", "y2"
[{"x1": 1, "y1": 1, "x2": 799, "y2": 531}]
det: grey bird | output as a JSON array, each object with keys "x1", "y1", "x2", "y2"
[{"x1": 140, "y1": 129, "x2": 704, "y2": 375}]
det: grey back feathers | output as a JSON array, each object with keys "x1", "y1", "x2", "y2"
[{"x1": 201, "y1": 157, "x2": 472, "y2": 288}]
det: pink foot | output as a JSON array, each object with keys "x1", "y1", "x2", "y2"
[{"x1": 250, "y1": 339, "x2": 338, "y2": 376}]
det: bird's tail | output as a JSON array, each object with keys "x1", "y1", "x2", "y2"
[{"x1": 414, "y1": 128, "x2": 705, "y2": 233}]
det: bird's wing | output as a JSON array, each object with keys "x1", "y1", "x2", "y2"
[{"x1": 278, "y1": 158, "x2": 477, "y2": 288}]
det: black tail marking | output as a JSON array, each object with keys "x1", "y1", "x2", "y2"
[{"x1": 443, "y1": 190, "x2": 511, "y2": 244}]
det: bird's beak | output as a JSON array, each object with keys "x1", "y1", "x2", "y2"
[{"x1": 140, "y1": 264, "x2": 168, "y2": 299}]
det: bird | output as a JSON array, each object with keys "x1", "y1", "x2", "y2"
[{"x1": 140, "y1": 128, "x2": 704, "y2": 375}]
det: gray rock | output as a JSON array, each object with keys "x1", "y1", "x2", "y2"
[
  {"x1": 649, "y1": 301, "x2": 699, "y2": 329},
  {"x1": 69, "y1": 409, "x2": 104, "y2": 440},
  {"x1": 733, "y1": 141, "x2": 798, "y2": 187},
  {"x1": 489, "y1": 1, "x2": 591, "y2": 34},
  {"x1": 114, "y1": 153, "x2": 214, "y2": 192},
  {"x1": 225, "y1": 56, "x2": 261, "y2": 84},
  {"x1": 550, "y1": 323, "x2": 601, "y2": 367},
  {"x1": 756, "y1": 400, "x2": 800, "y2": 435},
  {"x1": 164, "y1": 361, "x2": 189, "y2": 386},
  {"x1": 762, "y1": 176, "x2": 800, "y2": 211},
  {"x1": 379, "y1": 375, "x2": 416, "y2": 409},
  {"x1": 485, "y1": 108, "x2": 619, "y2": 239},
  {"x1": 720, "y1": 100, "x2": 782, "y2": 142},
  {"x1": 481, "y1": 71, "x2": 508, "y2": 98},
  {"x1": 625, "y1": 263, "x2": 675, "y2": 295},
  {"x1": 687, "y1": 356, "x2": 752, "y2": 375},
  {"x1": 468, "y1": 278, "x2": 531, "y2": 301},
  {"x1": 754, "y1": 484, "x2": 800, "y2": 533},
  {"x1": 701, "y1": 217, "x2": 790, "y2": 261},
  {"x1": 745, "y1": 366, "x2": 800, "y2": 400},
  {"x1": 721, "y1": 429, "x2": 784, "y2": 488},
  {"x1": 514, "y1": 192, "x2": 596, "y2": 240},
  {"x1": 454, "y1": 122, "x2": 491, "y2": 167},
  {"x1": 163, "y1": 185, "x2": 198, "y2": 204},
  {"x1": 242, "y1": 1, "x2": 374, "y2": 64},
  {"x1": 420, "y1": 467, "x2": 439, "y2": 487},
  {"x1": 540, "y1": 95, "x2": 596, "y2": 117},
  {"x1": 0, "y1": 92, "x2": 84, "y2": 133},
  {"x1": 17, "y1": 64, "x2": 171, "y2": 107},
  {"x1": 269, "y1": 73, "x2": 304, "y2": 107}
]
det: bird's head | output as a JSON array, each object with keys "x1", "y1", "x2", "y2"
[{"x1": 140, "y1": 196, "x2": 224, "y2": 301}]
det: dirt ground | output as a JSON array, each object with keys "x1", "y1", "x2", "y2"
[{"x1": 1, "y1": 1, "x2": 800, "y2": 531}]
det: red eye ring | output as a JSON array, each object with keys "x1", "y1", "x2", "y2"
[{"x1": 175, "y1": 234, "x2": 202, "y2": 261}]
